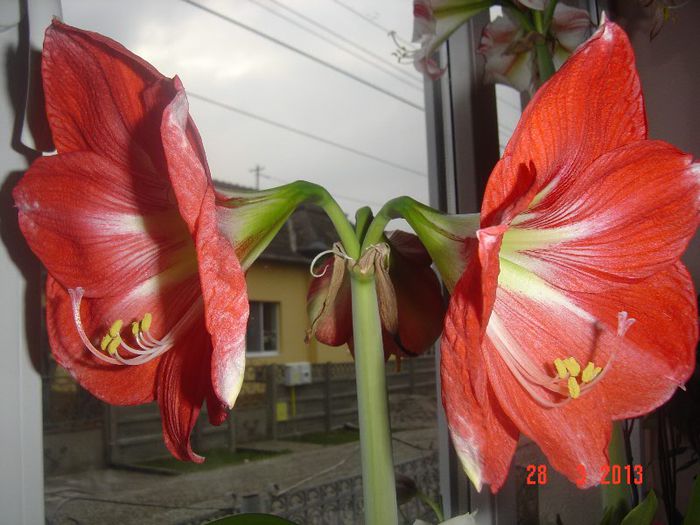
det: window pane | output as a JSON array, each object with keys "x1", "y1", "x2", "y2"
[
  {"x1": 262, "y1": 303, "x2": 278, "y2": 351},
  {"x1": 45, "y1": 2, "x2": 435, "y2": 523},
  {"x1": 246, "y1": 301, "x2": 261, "y2": 353}
]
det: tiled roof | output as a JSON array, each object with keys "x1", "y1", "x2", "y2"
[{"x1": 214, "y1": 180, "x2": 339, "y2": 264}]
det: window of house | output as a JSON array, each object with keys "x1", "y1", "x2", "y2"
[{"x1": 246, "y1": 301, "x2": 279, "y2": 355}]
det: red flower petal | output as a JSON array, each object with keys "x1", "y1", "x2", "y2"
[
  {"x1": 482, "y1": 276, "x2": 614, "y2": 487},
  {"x1": 307, "y1": 255, "x2": 353, "y2": 347},
  {"x1": 576, "y1": 263, "x2": 697, "y2": 419},
  {"x1": 42, "y1": 21, "x2": 173, "y2": 171},
  {"x1": 481, "y1": 22, "x2": 647, "y2": 225},
  {"x1": 388, "y1": 231, "x2": 445, "y2": 355},
  {"x1": 503, "y1": 141, "x2": 699, "y2": 291},
  {"x1": 480, "y1": 259, "x2": 696, "y2": 487},
  {"x1": 156, "y1": 315, "x2": 212, "y2": 463},
  {"x1": 161, "y1": 82, "x2": 249, "y2": 409},
  {"x1": 441, "y1": 266, "x2": 519, "y2": 492},
  {"x1": 14, "y1": 152, "x2": 193, "y2": 297}
]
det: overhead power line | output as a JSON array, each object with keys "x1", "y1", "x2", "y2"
[
  {"x1": 181, "y1": 0, "x2": 424, "y2": 111},
  {"x1": 188, "y1": 91, "x2": 428, "y2": 178},
  {"x1": 247, "y1": 0, "x2": 422, "y2": 91},
  {"x1": 332, "y1": 0, "x2": 396, "y2": 35},
  {"x1": 264, "y1": 0, "x2": 422, "y2": 86}
]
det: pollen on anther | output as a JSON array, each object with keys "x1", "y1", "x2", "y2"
[
  {"x1": 142, "y1": 313, "x2": 153, "y2": 332},
  {"x1": 564, "y1": 357, "x2": 581, "y2": 377},
  {"x1": 100, "y1": 334, "x2": 112, "y2": 351},
  {"x1": 107, "y1": 336, "x2": 122, "y2": 357},
  {"x1": 553, "y1": 358, "x2": 568, "y2": 379},
  {"x1": 568, "y1": 376, "x2": 581, "y2": 399},
  {"x1": 581, "y1": 361, "x2": 602, "y2": 383},
  {"x1": 109, "y1": 319, "x2": 123, "y2": 338}
]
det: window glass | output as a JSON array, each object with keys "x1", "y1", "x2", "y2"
[
  {"x1": 262, "y1": 303, "x2": 278, "y2": 352},
  {"x1": 246, "y1": 301, "x2": 279, "y2": 354},
  {"x1": 45, "y1": 2, "x2": 436, "y2": 524}
]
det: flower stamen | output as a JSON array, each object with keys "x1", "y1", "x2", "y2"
[{"x1": 68, "y1": 287, "x2": 201, "y2": 366}]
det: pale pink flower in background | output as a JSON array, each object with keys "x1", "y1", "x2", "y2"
[
  {"x1": 408, "y1": 0, "x2": 492, "y2": 79},
  {"x1": 479, "y1": 3, "x2": 591, "y2": 92}
]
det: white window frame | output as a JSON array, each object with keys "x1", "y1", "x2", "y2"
[{"x1": 1, "y1": 1, "x2": 62, "y2": 523}]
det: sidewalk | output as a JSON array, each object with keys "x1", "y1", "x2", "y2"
[{"x1": 45, "y1": 427, "x2": 437, "y2": 525}]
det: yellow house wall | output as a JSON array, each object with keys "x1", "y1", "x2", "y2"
[{"x1": 245, "y1": 260, "x2": 352, "y2": 364}]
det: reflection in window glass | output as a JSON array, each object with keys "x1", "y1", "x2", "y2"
[{"x1": 45, "y1": 1, "x2": 435, "y2": 523}]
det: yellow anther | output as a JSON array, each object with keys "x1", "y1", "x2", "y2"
[
  {"x1": 141, "y1": 313, "x2": 153, "y2": 332},
  {"x1": 553, "y1": 358, "x2": 569, "y2": 379},
  {"x1": 581, "y1": 362, "x2": 602, "y2": 383},
  {"x1": 100, "y1": 334, "x2": 112, "y2": 351},
  {"x1": 107, "y1": 336, "x2": 122, "y2": 357},
  {"x1": 567, "y1": 376, "x2": 581, "y2": 399},
  {"x1": 564, "y1": 357, "x2": 581, "y2": 377},
  {"x1": 108, "y1": 319, "x2": 123, "y2": 338},
  {"x1": 131, "y1": 322, "x2": 140, "y2": 336}
]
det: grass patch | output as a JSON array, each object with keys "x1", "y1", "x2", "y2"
[
  {"x1": 287, "y1": 429, "x2": 360, "y2": 446},
  {"x1": 138, "y1": 447, "x2": 290, "y2": 473}
]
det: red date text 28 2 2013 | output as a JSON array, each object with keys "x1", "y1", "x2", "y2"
[{"x1": 524, "y1": 464, "x2": 643, "y2": 486}]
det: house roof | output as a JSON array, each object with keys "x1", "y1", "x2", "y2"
[{"x1": 214, "y1": 180, "x2": 339, "y2": 265}]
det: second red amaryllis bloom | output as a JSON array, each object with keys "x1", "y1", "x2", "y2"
[
  {"x1": 14, "y1": 21, "x2": 305, "y2": 462},
  {"x1": 437, "y1": 21, "x2": 698, "y2": 491}
]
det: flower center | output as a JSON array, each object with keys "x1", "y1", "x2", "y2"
[
  {"x1": 553, "y1": 357, "x2": 603, "y2": 399},
  {"x1": 68, "y1": 287, "x2": 200, "y2": 366},
  {"x1": 487, "y1": 309, "x2": 634, "y2": 409}
]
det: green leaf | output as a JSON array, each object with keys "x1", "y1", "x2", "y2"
[
  {"x1": 683, "y1": 476, "x2": 700, "y2": 525},
  {"x1": 600, "y1": 501, "x2": 628, "y2": 525},
  {"x1": 620, "y1": 491, "x2": 657, "y2": 525},
  {"x1": 205, "y1": 513, "x2": 299, "y2": 525}
]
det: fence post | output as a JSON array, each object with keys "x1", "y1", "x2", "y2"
[
  {"x1": 408, "y1": 358, "x2": 416, "y2": 395},
  {"x1": 266, "y1": 365, "x2": 278, "y2": 440},
  {"x1": 228, "y1": 410, "x2": 237, "y2": 452},
  {"x1": 324, "y1": 362, "x2": 332, "y2": 432},
  {"x1": 106, "y1": 404, "x2": 119, "y2": 465}
]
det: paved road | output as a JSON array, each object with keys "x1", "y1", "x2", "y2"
[{"x1": 45, "y1": 427, "x2": 437, "y2": 525}]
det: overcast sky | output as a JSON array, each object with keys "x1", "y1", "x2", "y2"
[{"x1": 62, "y1": 0, "x2": 430, "y2": 217}]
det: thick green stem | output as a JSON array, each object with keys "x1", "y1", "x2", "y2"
[
  {"x1": 361, "y1": 198, "x2": 403, "y2": 251},
  {"x1": 532, "y1": 10, "x2": 555, "y2": 84},
  {"x1": 603, "y1": 422, "x2": 630, "y2": 517},
  {"x1": 350, "y1": 270, "x2": 398, "y2": 525},
  {"x1": 300, "y1": 182, "x2": 360, "y2": 258},
  {"x1": 543, "y1": 0, "x2": 559, "y2": 31}
]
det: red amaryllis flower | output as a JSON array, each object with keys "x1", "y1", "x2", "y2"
[
  {"x1": 13, "y1": 21, "x2": 304, "y2": 462},
  {"x1": 306, "y1": 231, "x2": 445, "y2": 360},
  {"x1": 439, "y1": 22, "x2": 699, "y2": 492}
]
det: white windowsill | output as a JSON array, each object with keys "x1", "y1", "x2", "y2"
[{"x1": 246, "y1": 351, "x2": 280, "y2": 358}]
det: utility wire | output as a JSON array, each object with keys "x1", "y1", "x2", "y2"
[
  {"x1": 332, "y1": 0, "x2": 396, "y2": 35},
  {"x1": 247, "y1": 0, "x2": 422, "y2": 91},
  {"x1": 188, "y1": 91, "x2": 428, "y2": 178},
  {"x1": 265, "y1": 0, "x2": 422, "y2": 86},
  {"x1": 181, "y1": 0, "x2": 424, "y2": 111}
]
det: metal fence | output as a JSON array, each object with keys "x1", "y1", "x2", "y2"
[
  {"x1": 43, "y1": 356, "x2": 436, "y2": 471},
  {"x1": 266, "y1": 452, "x2": 440, "y2": 524}
]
